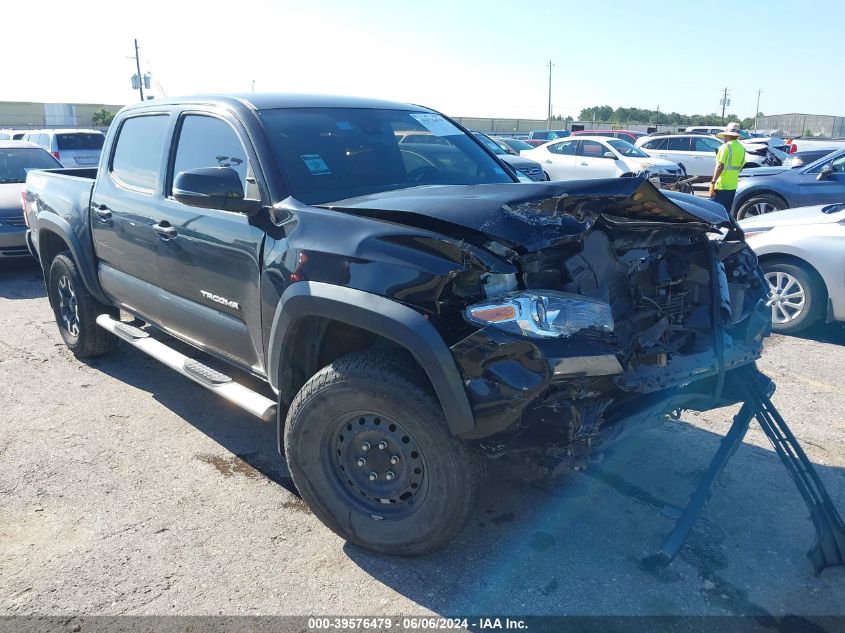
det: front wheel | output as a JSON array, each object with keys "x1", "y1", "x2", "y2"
[
  {"x1": 735, "y1": 194, "x2": 787, "y2": 220},
  {"x1": 48, "y1": 252, "x2": 118, "y2": 357},
  {"x1": 762, "y1": 260, "x2": 826, "y2": 334},
  {"x1": 284, "y1": 351, "x2": 484, "y2": 555}
]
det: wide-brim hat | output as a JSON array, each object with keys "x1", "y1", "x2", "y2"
[{"x1": 716, "y1": 123, "x2": 742, "y2": 139}]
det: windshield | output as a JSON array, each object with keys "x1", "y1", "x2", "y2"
[
  {"x1": 56, "y1": 133, "x2": 105, "y2": 151},
  {"x1": 0, "y1": 148, "x2": 61, "y2": 182},
  {"x1": 259, "y1": 108, "x2": 514, "y2": 204},
  {"x1": 474, "y1": 133, "x2": 506, "y2": 155},
  {"x1": 608, "y1": 139, "x2": 648, "y2": 158}
]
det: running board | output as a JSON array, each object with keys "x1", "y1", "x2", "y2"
[{"x1": 96, "y1": 315, "x2": 277, "y2": 422}]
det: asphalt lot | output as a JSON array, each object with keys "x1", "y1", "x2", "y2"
[{"x1": 1, "y1": 257, "x2": 844, "y2": 618}]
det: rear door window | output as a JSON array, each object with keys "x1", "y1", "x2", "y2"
[
  {"x1": 548, "y1": 140, "x2": 577, "y2": 155},
  {"x1": 667, "y1": 137, "x2": 692, "y2": 151},
  {"x1": 642, "y1": 138, "x2": 667, "y2": 150},
  {"x1": 111, "y1": 115, "x2": 170, "y2": 191}
]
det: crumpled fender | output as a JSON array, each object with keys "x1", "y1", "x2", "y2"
[{"x1": 266, "y1": 281, "x2": 476, "y2": 435}]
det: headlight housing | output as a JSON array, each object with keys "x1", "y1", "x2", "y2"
[{"x1": 465, "y1": 291, "x2": 614, "y2": 339}]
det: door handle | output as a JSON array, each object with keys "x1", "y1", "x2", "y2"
[
  {"x1": 579, "y1": 162, "x2": 589, "y2": 166},
  {"x1": 153, "y1": 222, "x2": 177, "y2": 239},
  {"x1": 544, "y1": 160, "x2": 552, "y2": 164},
  {"x1": 93, "y1": 204, "x2": 112, "y2": 220}
]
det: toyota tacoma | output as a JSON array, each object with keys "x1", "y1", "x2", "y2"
[{"x1": 24, "y1": 94, "x2": 777, "y2": 556}]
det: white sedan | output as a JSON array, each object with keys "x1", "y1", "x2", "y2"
[
  {"x1": 739, "y1": 202, "x2": 845, "y2": 334},
  {"x1": 520, "y1": 136, "x2": 683, "y2": 182}
]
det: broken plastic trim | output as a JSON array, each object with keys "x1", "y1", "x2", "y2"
[{"x1": 646, "y1": 366, "x2": 845, "y2": 575}]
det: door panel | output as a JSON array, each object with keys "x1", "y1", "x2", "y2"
[
  {"x1": 91, "y1": 113, "x2": 172, "y2": 318},
  {"x1": 798, "y1": 173, "x2": 845, "y2": 206},
  {"x1": 544, "y1": 140, "x2": 578, "y2": 179},
  {"x1": 576, "y1": 141, "x2": 617, "y2": 179},
  {"x1": 154, "y1": 113, "x2": 266, "y2": 372}
]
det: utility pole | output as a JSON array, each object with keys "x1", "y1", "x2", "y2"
[
  {"x1": 720, "y1": 87, "x2": 730, "y2": 125},
  {"x1": 754, "y1": 89, "x2": 762, "y2": 131},
  {"x1": 655, "y1": 105, "x2": 660, "y2": 130},
  {"x1": 134, "y1": 39, "x2": 144, "y2": 101},
  {"x1": 546, "y1": 60, "x2": 554, "y2": 131},
  {"x1": 251, "y1": 80, "x2": 256, "y2": 93}
]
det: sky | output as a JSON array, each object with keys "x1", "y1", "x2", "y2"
[{"x1": 2, "y1": 0, "x2": 842, "y2": 121}]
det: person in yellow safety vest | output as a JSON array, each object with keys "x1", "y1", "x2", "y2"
[{"x1": 708, "y1": 122, "x2": 746, "y2": 213}]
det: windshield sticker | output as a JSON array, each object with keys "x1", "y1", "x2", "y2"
[
  {"x1": 409, "y1": 113, "x2": 463, "y2": 137},
  {"x1": 301, "y1": 154, "x2": 331, "y2": 176}
]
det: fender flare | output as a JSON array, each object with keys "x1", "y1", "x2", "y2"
[
  {"x1": 267, "y1": 282, "x2": 475, "y2": 436},
  {"x1": 36, "y1": 213, "x2": 110, "y2": 304}
]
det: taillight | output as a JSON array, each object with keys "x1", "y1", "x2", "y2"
[
  {"x1": 52, "y1": 151, "x2": 61, "y2": 161},
  {"x1": 789, "y1": 144, "x2": 797, "y2": 154},
  {"x1": 21, "y1": 191, "x2": 30, "y2": 228}
]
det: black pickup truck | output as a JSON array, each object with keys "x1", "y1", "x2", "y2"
[{"x1": 24, "y1": 94, "x2": 773, "y2": 556}]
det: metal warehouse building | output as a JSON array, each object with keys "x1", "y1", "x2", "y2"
[
  {"x1": 0, "y1": 101, "x2": 123, "y2": 129},
  {"x1": 757, "y1": 113, "x2": 845, "y2": 138}
]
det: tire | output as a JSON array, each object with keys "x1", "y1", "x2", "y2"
[
  {"x1": 735, "y1": 193, "x2": 787, "y2": 220},
  {"x1": 48, "y1": 252, "x2": 118, "y2": 357},
  {"x1": 284, "y1": 350, "x2": 484, "y2": 555},
  {"x1": 762, "y1": 260, "x2": 826, "y2": 334}
]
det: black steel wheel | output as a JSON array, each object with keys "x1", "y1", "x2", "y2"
[
  {"x1": 327, "y1": 412, "x2": 428, "y2": 520},
  {"x1": 284, "y1": 351, "x2": 484, "y2": 555},
  {"x1": 48, "y1": 252, "x2": 118, "y2": 357}
]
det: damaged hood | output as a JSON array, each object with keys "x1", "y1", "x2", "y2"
[{"x1": 320, "y1": 178, "x2": 730, "y2": 252}]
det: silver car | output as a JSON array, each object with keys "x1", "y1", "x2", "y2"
[
  {"x1": 739, "y1": 203, "x2": 845, "y2": 333},
  {"x1": 21, "y1": 129, "x2": 105, "y2": 168},
  {"x1": 0, "y1": 141, "x2": 62, "y2": 258}
]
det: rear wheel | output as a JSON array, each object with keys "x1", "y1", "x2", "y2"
[
  {"x1": 284, "y1": 351, "x2": 484, "y2": 555},
  {"x1": 762, "y1": 260, "x2": 826, "y2": 334},
  {"x1": 735, "y1": 193, "x2": 787, "y2": 219},
  {"x1": 48, "y1": 253, "x2": 118, "y2": 357}
]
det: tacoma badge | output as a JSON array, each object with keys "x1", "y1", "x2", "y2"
[{"x1": 201, "y1": 290, "x2": 240, "y2": 310}]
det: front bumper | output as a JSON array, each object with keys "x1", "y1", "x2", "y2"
[{"x1": 450, "y1": 296, "x2": 770, "y2": 447}]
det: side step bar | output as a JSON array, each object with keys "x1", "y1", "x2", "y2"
[{"x1": 97, "y1": 315, "x2": 277, "y2": 422}]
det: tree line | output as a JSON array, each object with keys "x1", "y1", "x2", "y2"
[{"x1": 568, "y1": 105, "x2": 761, "y2": 129}]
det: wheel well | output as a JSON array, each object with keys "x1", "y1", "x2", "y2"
[
  {"x1": 757, "y1": 253, "x2": 829, "y2": 301},
  {"x1": 37, "y1": 230, "x2": 70, "y2": 277},
  {"x1": 277, "y1": 316, "x2": 432, "y2": 407}
]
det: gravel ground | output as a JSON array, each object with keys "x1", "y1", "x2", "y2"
[{"x1": 1, "y1": 258, "x2": 844, "y2": 618}]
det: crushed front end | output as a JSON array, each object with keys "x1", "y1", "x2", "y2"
[{"x1": 449, "y1": 179, "x2": 771, "y2": 462}]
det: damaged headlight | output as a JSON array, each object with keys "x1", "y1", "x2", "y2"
[{"x1": 465, "y1": 291, "x2": 614, "y2": 338}]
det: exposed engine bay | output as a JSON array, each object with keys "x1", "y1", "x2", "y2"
[{"x1": 447, "y1": 184, "x2": 771, "y2": 462}]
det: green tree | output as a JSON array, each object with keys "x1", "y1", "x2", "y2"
[{"x1": 92, "y1": 108, "x2": 115, "y2": 127}]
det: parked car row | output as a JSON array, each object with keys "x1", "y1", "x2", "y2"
[
  {"x1": 519, "y1": 136, "x2": 682, "y2": 183},
  {"x1": 20, "y1": 129, "x2": 105, "y2": 168}
]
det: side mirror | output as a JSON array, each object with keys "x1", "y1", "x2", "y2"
[
  {"x1": 173, "y1": 167, "x2": 262, "y2": 214},
  {"x1": 817, "y1": 163, "x2": 834, "y2": 181},
  {"x1": 603, "y1": 151, "x2": 617, "y2": 160}
]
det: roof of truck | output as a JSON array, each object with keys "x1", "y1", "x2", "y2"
[{"x1": 124, "y1": 93, "x2": 433, "y2": 113}]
